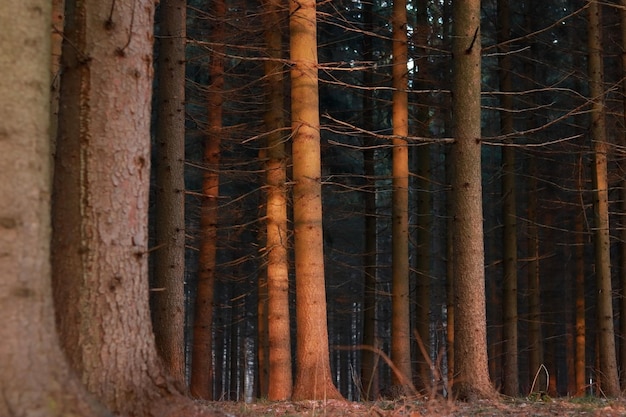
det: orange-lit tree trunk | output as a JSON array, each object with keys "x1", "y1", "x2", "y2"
[
  {"x1": 51, "y1": 1, "x2": 221, "y2": 415},
  {"x1": 152, "y1": 0, "x2": 187, "y2": 384},
  {"x1": 574, "y1": 157, "x2": 586, "y2": 396},
  {"x1": 451, "y1": 0, "x2": 496, "y2": 400},
  {"x1": 390, "y1": 0, "x2": 413, "y2": 392},
  {"x1": 289, "y1": 0, "x2": 343, "y2": 400},
  {"x1": 0, "y1": 2, "x2": 106, "y2": 414},
  {"x1": 263, "y1": 0, "x2": 293, "y2": 400},
  {"x1": 587, "y1": 0, "x2": 620, "y2": 397},
  {"x1": 190, "y1": 0, "x2": 225, "y2": 400},
  {"x1": 498, "y1": 0, "x2": 518, "y2": 397}
]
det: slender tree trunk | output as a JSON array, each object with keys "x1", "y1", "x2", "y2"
[
  {"x1": 152, "y1": 0, "x2": 187, "y2": 384},
  {"x1": 498, "y1": 0, "x2": 518, "y2": 397},
  {"x1": 619, "y1": 0, "x2": 626, "y2": 391},
  {"x1": 451, "y1": 0, "x2": 496, "y2": 400},
  {"x1": 190, "y1": 0, "x2": 226, "y2": 399},
  {"x1": 527, "y1": 156, "x2": 544, "y2": 393},
  {"x1": 390, "y1": 0, "x2": 413, "y2": 392},
  {"x1": 50, "y1": 0, "x2": 64, "y2": 164},
  {"x1": 574, "y1": 156, "x2": 587, "y2": 396},
  {"x1": 587, "y1": 0, "x2": 620, "y2": 397},
  {"x1": 263, "y1": 0, "x2": 292, "y2": 400},
  {"x1": 0, "y1": 2, "x2": 107, "y2": 415},
  {"x1": 413, "y1": 0, "x2": 432, "y2": 393},
  {"x1": 289, "y1": 0, "x2": 343, "y2": 400},
  {"x1": 51, "y1": 1, "x2": 222, "y2": 415},
  {"x1": 360, "y1": 0, "x2": 379, "y2": 400}
]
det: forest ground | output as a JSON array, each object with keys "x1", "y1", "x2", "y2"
[{"x1": 215, "y1": 396, "x2": 626, "y2": 416}]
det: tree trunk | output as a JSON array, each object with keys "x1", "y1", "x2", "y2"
[
  {"x1": 498, "y1": 0, "x2": 518, "y2": 397},
  {"x1": 263, "y1": 0, "x2": 293, "y2": 400},
  {"x1": 152, "y1": 0, "x2": 187, "y2": 385},
  {"x1": 390, "y1": 0, "x2": 413, "y2": 392},
  {"x1": 413, "y1": 0, "x2": 432, "y2": 393},
  {"x1": 451, "y1": 0, "x2": 496, "y2": 400},
  {"x1": 619, "y1": 0, "x2": 626, "y2": 392},
  {"x1": 190, "y1": 0, "x2": 226, "y2": 399},
  {"x1": 360, "y1": 0, "x2": 379, "y2": 401},
  {"x1": 289, "y1": 0, "x2": 343, "y2": 400},
  {"x1": 574, "y1": 158, "x2": 587, "y2": 396},
  {"x1": 51, "y1": 1, "x2": 222, "y2": 415},
  {"x1": 0, "y1": 2, "x2": 107, "y2": 415},
  {"x1": 587, "y1": 0, "x2": 620, "y2": 397}
]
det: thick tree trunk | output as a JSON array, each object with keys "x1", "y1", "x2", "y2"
[
  {"x1": 51, "y1": 1, "x2": 223, "y2": 415},
  {"x1": 289, "y1": 0, "x2": 343, "y2": 400},
  {"x1": 587, "y1": 0, "x2": 620, "y2": 397},
  {"x1": 619, "y1": 0, "x2": 626, "y2": 392},
  {"x1": 390, "y1": 0, "x2": 413, "y2": 392},
  {"x1": 0, "y1": 2, "x2": 107, "y2": 415},
  {"x1": 263, "y1": 0, "x2": 293, "y2": 400},
  {"x1": 498, "y1": 0, "x2": 519, "y2": 397},
  {"x1": 451, "y1": 0, "x2": 496, "y2": 400},
  {"x1": 152, "y1": 0, "x2": 187, "y2": 385}
]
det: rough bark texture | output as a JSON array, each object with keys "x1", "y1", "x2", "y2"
[
  {"x1": 619, "y1": 0, "x2": 626, "y2": 393},
  {"x1": 0, "y1": 2, "x2": 108, "y2": 415},
  {"x1": 289, "y1": 0, "x2": 343, "y2": 400},
  {"x1": 451, "y1": 0, "x2": 497, "y2": 400},
  {"x1": 587, "y1": 0, "x2": 620, "y2": 397},
  {"x1": 51, "y1": 1, "x2": 223, "y2": 416},
  {"x1": 263, "y1": 0, "x2": 293, "y2": 400},
  {"x1": 190, "y1": 0, "x2": 225, "y2": 400},
  {"x1": 152, "y1": 0, "x2": 187, "y2": 385},
  {"x1": 390, "y1": 0, "x2": 413, "y2": 391},
  {"x1": 498, "y1": 0, "x2": 519, "y2": 397}
]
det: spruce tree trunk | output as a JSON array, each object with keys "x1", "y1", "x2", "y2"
[
  {"x1": 0, "y1": 2, "x2": 107, "y2": 415},
  {"x1": 451, "y1": 0, "x2": 496, "y2": 400},
  {"x1": 153, "y1": 0, "x2": 187, "y2": 385},
  {"x1": 51, "y1": 1, "x2": 223, "y2": 415},
  {"x1": 263, "y1": 0, "x2": 293, "y2": 400},
  {"x1": 587, "y1": 0, "x2": 620, "y2": 397},
  {"x1": 619, "y1": 0, "x2": 626, "y2": 392},
  {"x1": 390, "y1": 0, "x2": 413, "y2": 392},
  {"x1": 498, "y1": 0, "x2": 519, "y2": 397},
  {"x1": 289, "y1": 0, "x2": 343, "y2": 400},
  {"x1": 190, "y1": 0, "x2": 225, "y2": 400}
]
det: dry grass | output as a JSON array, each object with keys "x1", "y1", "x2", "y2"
[{"x1": 214, "y1": 397, "x2": 626, "y2": 416}]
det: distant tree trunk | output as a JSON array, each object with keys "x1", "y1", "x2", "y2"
[
  {"x1": 451, "y1": 0, "x2": 496, "y2": 400},
  {"x1": 574, "y1": 157, "x2": 586, "y2": 396},
  {"x1": 152, "y1": 0, "x2": 187, "y2": 385},
  {"x1": 619, "y1": 0, "x2": 626, "y2": 391},
  {"x1": 263, "y1": 0, "x2": 292, "y2": 400},
  {"x1": 413, "y1": 0, "x2": 432, "y2": 393},
  {"x1": 0, "y1": 2, "x2": 106, "y2": 415},
  {"x1": 527, "y1": 156, "x2": 544, "y2": 392},
  {"x1": 51, "y1": 1, "x2": 221, "y2": 416},
  {"x1": 289, "y1": 0, "x2": 343, "y2": 400},
  {"x1": 587, "y1": 0, "x2": 620, "y2": 397},
  {"x1": 361, "y1": 0, "x2": 379, "y2": 400},
  {"x1": 190, "y1": 0, "x2": 225, "y2": 400},
  {"x1": 498, "y1": 0, "x2": 518, "y2": 397},
  {"x1": 390, "y1": 0, "x2": 413, "y2": 392}
]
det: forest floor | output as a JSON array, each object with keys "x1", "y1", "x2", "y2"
[{"x1": 216, "y1": 396, "x2": 626, "y2": 416}]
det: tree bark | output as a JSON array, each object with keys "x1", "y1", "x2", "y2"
[
  {"x1": 497, "y1": 0, "x2": 519, "y2": 397},
  {"x1": 289, "y1": 0, "x2": 343, "y2": 400},
  {"x1": 51, "y1": 1, "x2": 223, "y2": 415},
  {"x1": 0, "y1": 1, "x2": 108, "y2": 415},
  {"x1": 451, "y1": 0, "x2": 496, "y2": 400},
  {"x1": 263, "y1": 0, "x2": 293, "y2": 400},
  {"x1": 390, "y1": 0, "x2": 413, "y2": 392},
  {"x1": 152, "y1": 0, "x2": 187, "y2": 385},
  {"x1": 619, "y1": 0, "x2": 626, "y2": 393},
  {"x1": 190, "y1": 0, "x2": 226, "y2": 400},
  {"x1": 587, "y1": 0, "x2": 620, "y2": 397}
]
